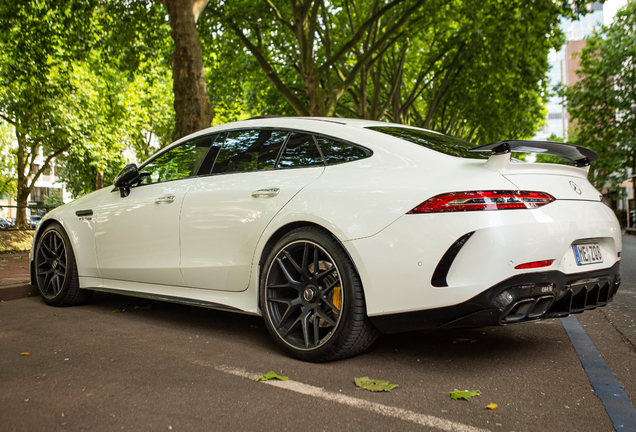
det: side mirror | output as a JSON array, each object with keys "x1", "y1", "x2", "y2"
[{"x1": 113, "y1": 163, "x2": 139, "y2": 197}]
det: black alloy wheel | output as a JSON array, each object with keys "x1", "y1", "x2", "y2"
[
  {"x1": 261, "y1": 227, "x2": 378, "y2": 362},
  {"x1": 35, "y1": 223, "x2": 92, "y2": 306}
]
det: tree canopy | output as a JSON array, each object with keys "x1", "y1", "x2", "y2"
[{"x1": 565, "y1": 1, "x2": 636, "y2": 190}]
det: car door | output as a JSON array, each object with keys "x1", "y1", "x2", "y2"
[
  {"x1": 180, "y1": 130, "x2": 325, "y2": 291},
  {"x1": 95, "y1": 135, "x2": 217, "y2": 287}
]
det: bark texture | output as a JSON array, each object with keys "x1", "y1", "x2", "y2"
[{"x1": 165, "y1": 0, "x2": 213, "y2": 141}]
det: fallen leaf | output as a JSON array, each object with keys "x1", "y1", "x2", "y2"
[
  {"x1": 254, "y1": 371, "x2": 289, "y2": 382},
  {"x1": 134, "y1": 305, "x2": 152, "y2": 311},
  {"x1": 112, "y1": 309, "x2": 125, "y2": 313},
  {"x1": 250, "y1": 325, "x2": 259, "y2": 329},
  {"x1": 443, "y1": 390, "x2": 482, "y2": 400},
  {"x1": 452, "y1": 338, "x2": 477, "y2": 344},
  {"x1": 21, "y1": 352, "x2": 31, "y2": 356},
  {"x1": 486, "y1": 403, "x2": 498, "y2": 410},
  {"x1": 354, "y1": 377, "x2": 399, "y2": 392}
]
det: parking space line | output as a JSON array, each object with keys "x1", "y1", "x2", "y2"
[
  {"x1": 206, "y1": 363, "x2": 489, "y2": 432},
  {"x1": 561, "y1": 315, "x2": 636, "y2": 430}
]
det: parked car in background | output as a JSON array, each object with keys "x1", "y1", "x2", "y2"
[
  {"x1": 29, "y1": 117, "x2": 622, "y2": 362},
  {"x1": 28, "y1": 215, "x2": 42, "y2": 229},
  {"x1": 0, "y1": 217, "x2": 13, "y2": 229}
]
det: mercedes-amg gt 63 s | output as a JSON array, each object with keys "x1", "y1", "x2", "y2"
[{"x1": 31, "y1": 117, "x2": 621, "y2": 362}]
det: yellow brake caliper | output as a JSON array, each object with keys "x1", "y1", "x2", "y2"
[{"x1": 332, "y1": 286, "x2": 342, "y2": 314}]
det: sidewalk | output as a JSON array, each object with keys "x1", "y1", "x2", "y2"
[{"x1": 0, "y1": 252, "x2": 38, "y2": 301}]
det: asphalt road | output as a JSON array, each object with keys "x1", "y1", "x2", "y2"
[
  {"x1": 2, "y1": 293, "x2": 635, "y2": 431},
  {"x1": 603, "y1": 234, "x2": 636, "y2": 347}
]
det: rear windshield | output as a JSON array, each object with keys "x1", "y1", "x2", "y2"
[{"x1": 366, "y1": 126, "x2": 488, "y2": 160}]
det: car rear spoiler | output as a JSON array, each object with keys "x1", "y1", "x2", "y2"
[{"x1": 468, "y1": 140, "x2": 599, "y2": 167}]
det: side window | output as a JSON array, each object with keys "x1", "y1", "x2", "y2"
[
  {"x1": 212, "y1": 129, "x2": 287, "y2": 174},
  {"x1": 314, "y1": 137, "x2": 371, "y2": 165},
  {"x1": 278, "y1": 133, "x2": 324, "y2": 168},
  {"x1": 138, "y1": 136, "x2": 214, "y2": 185}
]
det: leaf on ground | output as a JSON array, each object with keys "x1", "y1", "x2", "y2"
[
  {"x1": 354, "y1": 377, "x2": 399, "y2": 392},
  {"x1": 250, "y1": 324, "x2": 259, "y2": 329},
  {"x1": 443, "y1": 390, "x2": 482, "y2": 400},
  {"x1": 486, "y1": 403, "x2": 498, "y2": 410},
  {"x1": 254, "y1": 371, "x2": 289, "y2": 382},
  {"x1": 112, "y1": 309, "x2": 125, "y2": 313},
  {"x1": 134, "y1": 305, "x2": 152, "y2": 311},
  {"x1": 21, "y1": 352, "x2": 31, "y2": 356},
  {"x1": 452, "y1": 338, "x2": 477, "y2": 344}
]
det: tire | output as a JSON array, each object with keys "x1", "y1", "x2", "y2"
[
  {"x1": 34, "y1": 223, "x2": 93, "y2": 307},
  {"x1": 260, "y1": 227, "x2": 379, "y2": 362}
]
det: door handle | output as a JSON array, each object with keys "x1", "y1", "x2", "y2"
[
  {"x1": 251, "y1": 188, "x2": 280, "y2": 198},
  {"x1": 155, "y1": 195, "x2": 176, "y2": 204}
]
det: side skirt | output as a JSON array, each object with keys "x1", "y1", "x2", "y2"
[{"x1": 89, "y1": 287, "x2": 249, "y2": 314}]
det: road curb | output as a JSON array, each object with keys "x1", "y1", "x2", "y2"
[{"x1": 0, "y1": 283, "x2": 38, "y2": 302}]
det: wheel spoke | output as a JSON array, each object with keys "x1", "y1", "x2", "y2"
[
  {"x1": 317, "y1": 267, "x2": 338, "y2": 281},
  {"x1": 281, "y1": 314, "x2": 302, "y2": 338},
  {"x1": 283, "y1": 250, "x2": 302, "y2": 274},
  {"x1": 313, "y1": 311, "x2": 320, "y2": 346},
  {"x1": 300, "y1": 243, "x2": 311, "y2": 278},
  {"x1": 53, "y1": 275, "x2": 62, "y2": 296},
  {"x1": 300, "y1": 310, "x2": 311, "y2": 348},
  {"x1": 42, "y1": 269, "x2": 54, "y2": 294},
  {"x1": 316, "y1": 309, "x2": 337, "y2": 327},
  {"x1": 321, "y1": 298, "x2": 339, "y2": 314},
  {"x1": 312, "y1": 245, "x2": 319, "y2": 277},
  {"x1": 40, "y1": 243, "x2": 54, "y2": 261},
  {"x1": 268, "y1": 283, "x2": 292, "y2": 290},
  {"x1": 276, "y1": 257, "x2": 299, "y2": 284}
]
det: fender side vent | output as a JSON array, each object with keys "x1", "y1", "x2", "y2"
[{"x1": 431, "y1": 232, "x2": 475, "y2": 287}]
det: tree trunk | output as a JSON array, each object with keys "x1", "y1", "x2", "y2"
[
  {"x1": 15, "y1": 130, "x2": 30, "y2": 229},
  {"x1": 96, "y1": 170, "x2": 104, "y2": 189},
  {"x1": 165, "y1": 0, "x2": 213, "y2": 141},
  {"x1": 15, "y1": 189, "x2": 30, "y2": 230}
]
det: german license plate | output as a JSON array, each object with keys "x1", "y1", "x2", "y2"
[{"x1": 573, "y1": 243, "x2": 603, "y2": 265}]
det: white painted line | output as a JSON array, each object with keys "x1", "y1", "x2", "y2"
[{"x1": 202, "y1": 362, "x2": 490, "y2": 432}]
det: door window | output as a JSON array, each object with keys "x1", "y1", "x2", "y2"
[
  {"x1": 314, "y1": 136, "x2": 371, "y2": 165},
  {"x1": 278, "y1": 133, "x2": 324, "y2": 167},
  {"x1": 212, "y1": 129, "x2": 287, "y2": 174},
  {"x1": 138, "y1": 135, "x2": 216, "y2": 185}
]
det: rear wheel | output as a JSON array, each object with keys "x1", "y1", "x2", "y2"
[
  {"x1": 34, "y1": 223, "x2": 92, "y2": 307},
  {"x1": 261, "y1": 227, "x2": 378, "y2": 362}
]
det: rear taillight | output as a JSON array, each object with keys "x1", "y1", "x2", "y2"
[{"x1": 408, "y1": 191, "x2": 555, "y2": 214}]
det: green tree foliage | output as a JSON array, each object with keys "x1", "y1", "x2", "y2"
[
  {"x1": 0, "y1": 0, "x2": 176, "y2": 205},
  {"x1": 206, "y1": 0, "x2": 591, "y2": 143},
  {"x1": 0, "y1": 121, "x2": 16, "y2": 198},
  {"x1": 565, "y1": 2, "x2": 636, "y2": 189},
  {"x1": 43, "y1": 189, "x2": 65, "y2": 209},
  {"x1": 0, "y1": 0, "x2": 99, "y2": 227}
]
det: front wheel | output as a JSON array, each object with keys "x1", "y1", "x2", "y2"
[
  {"x1": 34, "y1": 223, "x2": 92, "y2": 307},
  {"x1": 260, "y1": 227, "x2": 379, "y2": 362}
]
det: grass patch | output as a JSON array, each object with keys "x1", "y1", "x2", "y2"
[{"x1": 0, "y1": 230, "x2": 34, "y2": 254}]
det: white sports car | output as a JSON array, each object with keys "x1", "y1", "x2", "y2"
[{"x1": 31, "y1": 117, "x2": 622, "y2": 362}]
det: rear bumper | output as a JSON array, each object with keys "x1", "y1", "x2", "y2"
[{"x1": 369, "y1": 261, "x2": 621, "y2": 334}]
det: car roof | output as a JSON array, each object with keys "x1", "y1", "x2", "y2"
[{"x1": 169, "y1": 117, "x2": 447, "y2": 150}]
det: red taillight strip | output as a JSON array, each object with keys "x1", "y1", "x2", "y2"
[
  {"x1": 408, "y1": 191, "x2": 555, "y2": 214},
  {"x1": 514, "y1": 260, "x2": 555, "y2": 270}
]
